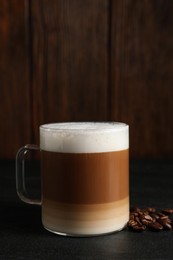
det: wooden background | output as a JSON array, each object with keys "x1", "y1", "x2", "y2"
[{"x1": 0, "y1": 0, "x2": 173, "y2": 159}]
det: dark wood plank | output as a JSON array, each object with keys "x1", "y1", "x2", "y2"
[
  {"x1": 110, "y1": 0, "x2": 173, "y2": 158},
  {"x1": 0, "y1": 0, "x2": 31, "y2": 158},
  {"x1": 30, "y1": 0, "x2": 109, "y2": 143}
]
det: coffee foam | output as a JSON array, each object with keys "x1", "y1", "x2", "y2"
[{"x1": 40, "y1": 122, "x2": 129, "y2": 153}]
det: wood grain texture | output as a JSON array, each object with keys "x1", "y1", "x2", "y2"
[
  {"x1": 110, "y1": 0, "x2": 173, "y2": 158},
  {"x1": 1, "y1": 0, "x2": 173, "y2": 159},
  {"x1": 30, "y1": 0, "x2": 109, "y2": 144},
  {"x1": 0, "y1": 0, "x2": 31, "y2": 158}
]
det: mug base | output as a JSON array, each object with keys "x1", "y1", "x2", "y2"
[{"x1": 43, "y1": 224, "x2": 127, "y2": 237}]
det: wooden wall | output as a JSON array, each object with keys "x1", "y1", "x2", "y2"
[{"x1": 0, "y1": 0, "x2": 173, "y2": 159}]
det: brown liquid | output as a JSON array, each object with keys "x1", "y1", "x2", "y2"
[{"x1": 41, "y1": 149, "x2": 129, "y2": 204}]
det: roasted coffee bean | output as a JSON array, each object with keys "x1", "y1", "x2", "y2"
[
  {"x1": 160, "y1": 219, "x2": 172, "y2": 230},
  {"x1": 146, "y1": 207, "x2": 156, "y2": 213},
  {"x1": 130, "y1": 207, "x2": 141, "y2": 213},
  {"x1": 157, "y1": 218, "x2": 166, "y2": 225},
  {"x1": 127, "y1": 207, "x2": 173, "y2": 232},
  {"x1": 150, "y1": 213, "x2": 159, "y2": 220},
  {"x1": 131, "y1": 212, "x2": 139, "y2": 217},
  {"x1": 138, "y1": 211, "x2": 144, "y2": 217},
  {"x1": 166, "y1": 218, "x2": 172, "y2": 224},
  {"x1": 143, "y1": 211, "x2": 150, "y2": 216},
  {"x1": 134, "y1": 212, "x2": 139, "y2": 216},
  {"x1": 144, "y1": 215, "x2": 153, "y2": 221},
  {"x1": 141, "y1": 218, "x2": 150, "y2": 226},
  {"x1": 160, "y1": 215, "x2": 169, "y2": 220},
  {"x1": 162, "y1": 209, "x2": 173, "y2": 215},
  {"x1": 157, "y1": 219, "x2": 172, "y2": 230},
  {"x1": 163, "y1": 223, "x2": 172, "y2": 230},
  {"x1": 148, "y1": 222, "x2": 163, "y2": 231},
  {"x1": 129, "y1": 214, "x2": 134, "y2": 220},
  {"x1": 135, "y1": 216, "x2": 143, "y2": 226},
  {"x1": 128, "y1": 220, "x2": 137, "y2": 227},
  {"x1": 132, "y1": 225, "x2": 146, "y2": 232},
  {"x1": 157, "y1": 212, "x2": 166, "y2": 217}
]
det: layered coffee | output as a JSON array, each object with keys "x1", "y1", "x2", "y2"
[{"x1": 40, "y1": 122, "x2": 129, "y2": 236}]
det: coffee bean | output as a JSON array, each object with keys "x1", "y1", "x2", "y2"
[
  {"x1": 131, "y1": 212, "x2": 139, "y2": 217},
  {"x1": 144, "y1": 215, "x2": 153, "y2": 221},
  {"x1": 143, "y1": 211, "x2": 150, "y2": 216},
  {"x1": 132, "y1": 225, "x2": 146, "y2": 232},
  {"x1": 160, "y1": 215, "x2": 169, "y2": 220},
  {"x1": 130, "y1": 207, "x2": 140, "y2": 213},
  {"x1": 162, "y1": 222, "x2": 172, "y2": 230},
  {"x1": 141, "y1": 218, "x2": 150, "y2": 226},
  {"x1": 127, "y1": 206, "x2": 173, "y2": 232},
  {"x1": 146, "y1": 207, "x2": 156, "y2": 213},
  {"x1": 166, "y1": 218, "x2": 172, "y2": 224},
  {"x1": 138, "y1": 211, "x2": 144, "y2": 217},
  {"x1": 129, "y1": 214, "x2": 134, "y2": 220},
  {"x1": 150, "y1": 213, "x2": 159, "y2": 220},
  {"x1": 157, "y1": 218, "x2": 172, "y2": 230},
  {"x1": 128, "y1": 220, "x2": 137, "y2": 227},
  {"x1": 157, "y1": 212, "x2": 166, "y2": 217},
  {"x1": 162, "y1": 209, "x2": 173, "y2": 215},
  {"x1": 135, "y1": 216, "x2": 143, "y2": 226},
  {"x1": 163, "y1": 223, "x2": 172, "y2": 230},
  {"x1": 148, "y1": 222, "x2": 163, "y2": 231}
]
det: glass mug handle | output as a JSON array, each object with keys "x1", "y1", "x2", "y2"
[{"x1": 16, "y1": 144, "x2": 41, "y2": 205}]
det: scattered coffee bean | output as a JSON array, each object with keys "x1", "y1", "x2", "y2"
[
  {"x1": 144, "y1": 215, "x2": 153, "y2": 221},
  {"x1": 160, "y1": 215, "x2": 169, "y2": 220},
  {"x1": 133, "y1": 212, "x2": 139, "y2": 217},
  {"x1": 141, "y1": 218, "x2": 149, "y2": 226},
  {"x1": 150, "y1": 213, "x2": 159, "y2": 220},
  {"x1": 129, "y1": 214, "x2": 135, "y2": 220},
  {"x1": 132, "y1": 225, "x2": 146, "y2": 232},
  {"x1": 157, "y1": 212, "x2": 166, "y2": 217},
  {"x1": 166, "y1": 218, "x2": 172, "y2": 224},
  {"x1": 128, "y1": 220, "x2": 137, "y2": 227},
  {"x1": 161, "y1": 209, "x2": 173, "y2": 215},
  {"x1": 148, "y1": 222, "x2": 163, "y2": 231},
  {"x1": 146, "y1": 207, "x2": 156, "y2": 213},
  {"x1": 157, "y1": 219, "x2": 172, "y2": 230},
  {"x1": 138, "y1": 211, "x2": 144, "y2": 217},
  {"x1": 127, "y1": 206, "x2": 173, "y2": 233},
  {"x1": 162, "y1": 222, "x2": 172, "y2": 230},
  {"x1": 130, "y1": 207, "x2": 141, "y2": 213},
  {"x1": 163, "y1": 223, "x2": 172, "y2": 230},
  {"x1": 135, "y1": 216, "x2": 143, "y2": 226}
]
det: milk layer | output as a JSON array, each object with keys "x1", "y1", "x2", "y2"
[{"x1": 42, "y1": 197, "x2": 129, "y2": 235}]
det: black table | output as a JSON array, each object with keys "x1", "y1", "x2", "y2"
[{"x1": 1, "y1": 160, "x2": 173, "y2": 260}]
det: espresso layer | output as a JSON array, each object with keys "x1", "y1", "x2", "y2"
[
  {"x1": 41, "y1": 149, "x2": 129, "y2": 204},
  {"x1": 42, "y1": 197, "x2": 129, "y2": 235}
]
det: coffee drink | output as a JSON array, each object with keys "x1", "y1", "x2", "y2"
[{"x1": 40, "y1": 122, "x2": 129, "y2": 236}]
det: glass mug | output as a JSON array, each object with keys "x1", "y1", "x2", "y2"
[{"x1": 16, "y1": 122, "x2": 129, "y2": 236}]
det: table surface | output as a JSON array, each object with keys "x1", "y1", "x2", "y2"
[{"x1": 1, "y1": 160, "x2": 173, "y2": 260}]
